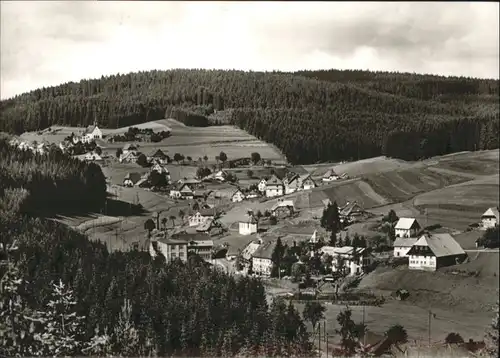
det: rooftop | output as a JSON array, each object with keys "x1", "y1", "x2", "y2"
[
  {"x1": 394, "y1": 217, "x2": 419, "y2": 230},
  {"x1": 323, "y1": 168, "x2": 338, "y2": 177},
  {"x1": 393, "y1": 237, "x2": 419, "y2": 247},
  {"x1": 267, "y1": 174, "x2": 283, "y2": 186},
  {"x1": 412, "y1": 233, "x2": 465, "y2": 257},
  {"x1": 482, "y1": 207, "x2": 500, "y2": 220},
  {"x1": 252, "y1": 240, "x2": 276, "y2": 260}
]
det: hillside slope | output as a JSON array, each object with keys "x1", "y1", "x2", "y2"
[{"x1": 1, "y1": 69, "x2": 498, "y2": 164}]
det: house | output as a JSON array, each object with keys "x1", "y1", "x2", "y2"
[
  {"x1": 123, "y1": 172, "x2": 142, "y2": 187},
  {"x1": 150, "y1": 238, "x2": 188, "y2": 263},
  {"x1": 241, "y1": 238, "x2": 263, "y2": 261},
  {"x1": 322, "y1": 168, "x2": 339, "y2": 182},
  {"x1": 188, "y1": 209, "x2": 215, "y2": 227},
  {"x1": 239, "y1": 216, "x2": 258, "y2": 235},
  {"x1": 84, "y1": 152, "x2": 102, "y2": 161},
  {"x1": 319, "y1": 246, "x2": 372, "y2": 276},
  {"x1": 151, "y1": 163, "x2": 170, "y2": 175},
  {"x1": 252, "y1": 240, "x2": 276, "y2": 276},
  {"x1": 215, "y1": 170, "x2": 228, "y2": 182},
  {"x1": 257, "y1": 179, "x2": 267, "y2": 193},
  {"x1": 265, "y1": 175, "x2": 284, "y2": 197},
  {"x1": 123, "y1": 143, "x2": 138, "y2": 153},
  {"x1": 178, "y1": 178, "x2": 201, "y2": 188},
  {"x1": 299, "y1": 174, "x2": 316, "y2": 191},
  {"x1": 395, "y1": 218, "x2": 421, "y2": 238},
  {"x1": 407, "y1": 233, "x2": 466, "y2": 271},
  {"x1": 393, "y1": 237, "x2": 418, "y2": 257},
  {"x1": 148, "y1": 149, "x2": 167, "y2": 162},
  {"x1": 481, "y1": 207, "x2": 499, "y2": 229},
  {"x1": 231, "y1": 189, "x2": 246, "y2": 203},
  {"x1": 339, "y1": 201, "x2": 364, "y2": 223},
  {"x1": 195, "y1": 218, "x2": 222, "y2": 234},
  {"x1": 119, "y1": 150, "x2": 139, "y2": 163},
  {"x1": 284, "y1": 173, "x2": 301, "y2": 194},
  {"x1": 245, "y1": 189, "x2": 260, "y2": 199},
  {"x1": 170, "y1": 183, "x2": 194, "y2": 199},
  {"x1": 309, "y1": 230, "x2": 319, "y2": 244},
  {"x1": 81, "y1": 123, "x2": 102, "y2": 143},
  {"x1": 271, "y1": 199, "x2": 295, "y2": 217},
  {"x1": 171, "y1": 232, "x2": 214, "y2": 260}
]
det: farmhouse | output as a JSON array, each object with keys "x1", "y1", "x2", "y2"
[
  {"x1": 81, "y1": 123, "x2": 103, "y2": 143},
  {"x1": 265, "y1": 175, "x2": 284, "y2": 198},
  {"x1": 239, "y1": 215, "x2": 258, "y2": 235},
  {"x1": 257, "y1": 179, "x2": 267, "y2": 193},
  {"x1": 407, "y1": 233, "x2": 466, "y2": 271},
  {"x1": 150, "y1": 238, "x2": 188, "y2": 263},
  {"x1": 119, "y1": 150, "x2": 139, "y2": 163},
  {"x1": 241, "y1": 238, "x2": 263, "y2": 261},
  {"x1": 393, "y1": 237, "x2": 418, "y2": 257},
  {"x1": 299, "y1": 174, "x2": 316, "y2": 191},
  {"x1": 195, "y1": 218, "x2": 221, "y2": 234},
  {"x1": 151, "y1": 163, "x2": 169, "y2": 174},
  {"x1": 178, "y1": 177, "x2": 201, "y2": 188},
  {"x1": 252, "y1": 240, "x2": 276, "y2": 276},
  {"x1": 170, "y1": 183, "x2": 194, "y2": 199},
  {"x1": 188, "y1": 209, "x2": 215, "y2": 227},
  {"x1": 339, "y1": 201, "x2": 364, "y2": 223},
  {"x1": 123, "y1": 172, "x2": 142, "y2": 187},
  {"x1": 231, "y1": 189, "x2": 245, "y2": 203},
  {"x1": 319, "y1": 246, "x2": 371, "y2": 276},
  {"x1": 481, "y1": 207, "x2": 499, "y2": 229},
  {"x1": 148, "y1": 149, "x2": 167, "y2": 162},
  {"x1": 322, "y1": 168, "x2": 339, "y2": 182},
  {"x1": 271, "y1": 199, "x2": 295, "y2": 217},
  {"x1": 395, "y1": 218, "x2": 421, "y2": 238},
  {"x1": 215, "y1": 170, "x2": 228, "y2": 182},
  {"x1": 284, "y1": 173, "x2": 301, "y2": 194},
  {"x1": 310, "y1": 230, "x2": 319, "y2": 244}
]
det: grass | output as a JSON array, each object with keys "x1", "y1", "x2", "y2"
[{"x1": 413, "y1": 176, "x2": 500, "y2": 230}]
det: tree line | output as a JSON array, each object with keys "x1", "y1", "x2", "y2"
[
  {"x1": 0, "y1": 138, "x2": 107, "y2": 216},
  {"x1": 0, "y1": 69, "x2": 497, "y2": 164}
]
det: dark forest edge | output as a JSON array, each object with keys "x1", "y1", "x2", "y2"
[
  {"x1": 0, "y1": 68, "x2": 498, "y2": 164},
  {"x1": 0, "y1": 139, "x2": 314, "y2": 357}
]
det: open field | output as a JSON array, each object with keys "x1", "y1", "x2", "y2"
[
  {"x1": 358, "y1": 265, "x2": 499, "y2": 313},
  {"x1": 293, "y1": 300, "x2": 493, "y2": 343},
  {"x1": 413, "y1": 175, "x2": 500, "y2": 230}
]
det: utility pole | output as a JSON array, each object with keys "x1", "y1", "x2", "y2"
[
  {"x1": 362, "y1": 305, "x2": 366, "y2": 346},
  {"x1": 318, "y1": 325, "x2": 321, "y2": 357},
  {"x1": 428, "y1": 310, "x2": 433, "y2": 347},
  {"x1": 326, "y1": 333, "x2": 328, "y2": 358}
]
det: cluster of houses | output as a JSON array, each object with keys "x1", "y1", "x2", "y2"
[{"x1": 9, "y1": 138, "x2": 50, "y2": 155}]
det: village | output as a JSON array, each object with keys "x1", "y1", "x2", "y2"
[{"x1": 8, "y1": 120, "x2": 500, "y2": 355}]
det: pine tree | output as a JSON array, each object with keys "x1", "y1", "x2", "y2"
[
  {"x1": 32, "y1": 279, "x2": 92, "y2": 356},
  {"x1": 111, "y1": 298, "x2": 140, "y2": 356}
]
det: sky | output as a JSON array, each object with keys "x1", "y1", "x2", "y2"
[{"x1": 1, "y1": 1, "x2": 499, "y2": 99}]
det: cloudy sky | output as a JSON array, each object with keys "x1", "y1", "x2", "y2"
[{"x1": 1, "y1": 1, "x2": 499, "y2": 99}]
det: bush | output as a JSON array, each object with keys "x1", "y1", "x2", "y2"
[{"x1": 445, "y1": 332, "x2": 464, "y2": 344}]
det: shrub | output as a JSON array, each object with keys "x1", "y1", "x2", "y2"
[{"x1": 445, "y1": 332, "x2": 465, "y2": 344}]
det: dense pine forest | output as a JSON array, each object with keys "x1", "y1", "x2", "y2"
[
  {"x1": 0, "y1": 69, "x2": 498, "y2": 163},
  {"x1": 0, "y1": 140, "x2": 313, "y2": 357}
]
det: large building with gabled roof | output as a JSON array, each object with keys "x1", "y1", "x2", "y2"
[{"x1": 407, "y1": 233, "x2": 466, "y2": 271}]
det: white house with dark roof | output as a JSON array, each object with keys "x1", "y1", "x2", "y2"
[
  {"x1": 319, "y1": 246, "x2": 371, "y2": 276},
  {"x1": 81, "y1": 123, "x2": 102, "y2": 143},
  {"x1": 394, "y1": 218, "x2": 421, "y2": 238},
  {"x1": 231, "y1": 189, "x2": 246, "y2": 203},
  {"x1": 239, "y1": 215, "x2": 258, "y2": 235},
  {"x1": 481, "y1": 207, "x2": 499, "y2": 229},
  {"x1": 265, "y1": 175, "x2": 284, "y2": 198},
  {"x1": 407, "y1": 233, "x2": 466, "y2": 271},
  {"x1": 393, "y1": 237, "x2": 418, "y2": 257},
  {"x1": 252, "y1": 240, "x2": 277, "y2": 276},
  {"x1": 322, "y1": 168, "x2": 339, "y2": 182},
  {"x1": 188, "y1": 209, "x2": 215, "y2": 227}
]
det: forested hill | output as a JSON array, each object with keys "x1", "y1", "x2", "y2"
[{"x1": 1, "y1": 69, "x2": 498, "y2": 164}]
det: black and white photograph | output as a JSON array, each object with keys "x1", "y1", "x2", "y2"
[{"x1": 0, "y1": 1, "x2": 499, "y2": 357}]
